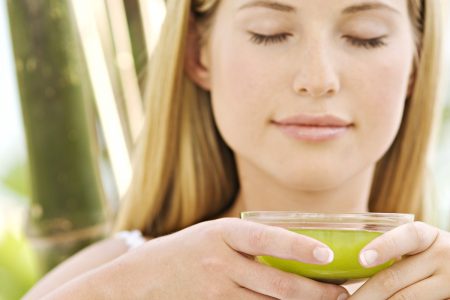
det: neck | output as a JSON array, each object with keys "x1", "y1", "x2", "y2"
[{"x1": 223, "y1": 161, "x2": 374, "y2": 218}]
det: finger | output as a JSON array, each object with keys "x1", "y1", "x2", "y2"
[
  {"x1": 349, "y1": 251, "x2": 435, "y2": 300},
  {"x1": 387, "y1": 276, "x2": 450, "y2": 300},
  {"x1": 205, "y1": 281, "x2": 277, "y2": 299},
  {"x1": 358, "y1": 222, "x2": 439, "y2": 268},
  {"x1": 230, "y1": 251, "x2": 349, "y2": 300},
  {"x1": 237, "y1": 286, "x2": 278, "y2": 300},
  {"x1": 221, "y1": 218, "x2": 334, "y2": 264}
]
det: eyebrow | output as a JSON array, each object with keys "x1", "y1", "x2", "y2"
[
  {"x1": 238, "y1": 0, "x2": 296, "y2": 13},
  {"x1": 238, "y1": 1, "x2": 400, "y2": 16},
  {"x1": 342, "y1": 2, "x2": 400, "y2": 15}
]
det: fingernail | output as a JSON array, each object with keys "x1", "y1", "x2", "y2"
[
  {"x1": 360, "y1": 249, "x2": 378, "y2": 267},
  {"x1": 337, "y1": 293, "x2": 349, "y2": 300},
  {"x1": 313, "y1": 246, "x2": 334, "y2": 263}
]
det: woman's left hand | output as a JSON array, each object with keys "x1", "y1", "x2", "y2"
[{"x1": 350, "y1": 221, "x2": 450, "y2": 300}]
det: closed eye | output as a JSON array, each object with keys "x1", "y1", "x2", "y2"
[
  {"x1": 248, "y1": 32, "x2": 387, "y2": 49},
  {"x1": 248, "y1": 32, "x2": 292, "y2": 45},
  {"x1": 343, "y1": 35, "x2": 387, "y2": 49}
]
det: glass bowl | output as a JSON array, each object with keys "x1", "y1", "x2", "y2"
[{"x1": 241, "y1": 211, "x2": 414, "y2": 284}]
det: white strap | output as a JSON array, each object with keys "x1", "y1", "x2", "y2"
[{"x1": 115, "y1": 230, "x2": 146, "y2": 250}]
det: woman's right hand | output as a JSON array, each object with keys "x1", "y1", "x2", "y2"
[{"x1": 46, "y1": 218, "x2": 349, "y2": 300}]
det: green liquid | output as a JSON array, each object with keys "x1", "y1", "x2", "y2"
[{"x1": 258, "y1": 229, "x2": 394, "y2": 283}]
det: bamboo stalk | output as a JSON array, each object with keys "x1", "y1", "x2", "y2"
[
  {"x1": 122, "y1": 0, "x2": 147, "y2": 80},
  {"x1": 106, "y1": 0, "x2": 144, "y2": 144},
  {"x1": 7, "y1": 0, "x2": 109, "y2": 272},
  {"x1": 138, "y1": 0, "x2": 166, "y2": 59},
  {"x1": 70, "y1": 0, "x2": 132, "y2": 199}
]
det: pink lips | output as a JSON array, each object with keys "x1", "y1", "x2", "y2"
[{"x1": 273, "y1": 114, "x2": 353, "y2": 142}]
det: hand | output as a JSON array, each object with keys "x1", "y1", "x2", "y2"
[
  {"x1": 98, "y1": 218, "x2": 349, "y2": 299},
  {"x1": 350, "y1": 221, "x2": 450, "y2": 300}
]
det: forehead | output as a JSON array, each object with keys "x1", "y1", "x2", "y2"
[{"x1": 225, "y1": 0, "x2": 409, "y2": 17}]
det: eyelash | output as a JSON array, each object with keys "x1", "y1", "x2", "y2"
[
  {"x1": 249, "y1": 32, "x2": 292, "y2": 46},
  {"x1": 248, "y1": 32, "x2": 387, "y2": 49},
  {"x1": 343, "y1": 35, "x2": 387, "y2": 49}
]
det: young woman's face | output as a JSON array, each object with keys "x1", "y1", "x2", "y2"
[{"x1": 200, "y1": 0, "x2": 416, "y2": 191}]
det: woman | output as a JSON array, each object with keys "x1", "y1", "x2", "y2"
[{"x1": 25, "y1": 0, "x2": 449, "y2": 299}]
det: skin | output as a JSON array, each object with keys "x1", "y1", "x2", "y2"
[
  {"x1": 35, "y1": 220, "x2": 349, "y2": 300},
  {"x1": 24, "y1": 0, "x2": 450, "y2": 299},
  {"x1": 191, "y1": 0, "x2": 450, "y2": 298},
  {"x1": 194, "y1": 0, "x2": 415, "y2": 214},
  {"x1": 351, "y1": 222, "x2": 450, "y2": 299}
]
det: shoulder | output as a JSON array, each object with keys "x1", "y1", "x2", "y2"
[
  {"x1": 50, "y1": 230, "x2": 149, "y2": 275},
  {"x1": 24, "y1": 231, "x2": 148, "y2": 299}
]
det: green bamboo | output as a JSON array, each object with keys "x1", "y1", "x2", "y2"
[
  {"x1": 7, "y1": 0, "x2": 109, "y2": 273},
  {"x1": 123, "y1": 0, "x2": 147, "y2": 83}
]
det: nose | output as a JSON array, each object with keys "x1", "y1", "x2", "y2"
[{"x1": 292, "y1": 46, "x2": 340, "y2": 98}]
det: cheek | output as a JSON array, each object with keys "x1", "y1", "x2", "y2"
[
  {"x1": 352, "y1": 49, "x2": 412, "y2": 153},
  {"x1": 209, "y1": 38, "x2": 279, "y2": 145}
]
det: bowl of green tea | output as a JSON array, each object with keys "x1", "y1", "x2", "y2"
[{"x1": 240, "y1": 212, "x2": 414, "y2": 284}]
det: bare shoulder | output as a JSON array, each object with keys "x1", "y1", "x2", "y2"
[{"x1": 24, "y1": 235, "x2": 132, "y2": 299}]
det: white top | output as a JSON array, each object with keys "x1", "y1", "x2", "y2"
[{"x1": 115, "y1": 230, "x2": 146, "y2": 250}]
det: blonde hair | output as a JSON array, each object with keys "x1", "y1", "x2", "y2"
[
  {"x1": 116, "y1": 0, "x2": 443, "y2": 236},
  {"x1": 369, "y1": 0, "x2": 443, "y2": 221}
]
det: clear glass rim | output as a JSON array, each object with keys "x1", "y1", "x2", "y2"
[{"x1": 240, "y1": 211, "x2": 415, "y2": 230}]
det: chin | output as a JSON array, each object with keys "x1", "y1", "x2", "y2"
[{"x1": 277, "y1": 168, "x2": 351, "y2": 192}]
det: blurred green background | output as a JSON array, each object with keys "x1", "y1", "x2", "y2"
[
  {"x1": 0, "y1": 0, "x2": 449, "y2": 299},
  {"x1": 1, "y1": 1, "x2": 39, "y2": 298}
]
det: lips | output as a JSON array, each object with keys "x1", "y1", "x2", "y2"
[
  {"x1": 273, "y1": 114, "x2": 353, "y2": 142},
  {"x1": 274, "y1": 114, "x2": 352, "y2": 127}
]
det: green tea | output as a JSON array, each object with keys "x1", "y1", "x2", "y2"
[{"x1": 258, "y1": 229, "x2": 394, "y2": 283}]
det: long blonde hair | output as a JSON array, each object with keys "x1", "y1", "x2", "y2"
[
  {"x1": 116, "y1": 0, "x2": 443, "y2": 236},
  {"x1": 369, "y1": 0, "x2": 443, "y2": 221}
]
